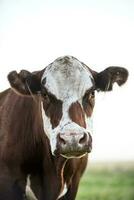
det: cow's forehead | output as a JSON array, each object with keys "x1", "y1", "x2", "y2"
[{"x1": 42, "y1": 56, "x2": 94, "y2": 101}]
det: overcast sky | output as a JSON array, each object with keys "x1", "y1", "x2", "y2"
[{"x1": 0, "y1": 0, "x2": 134, "y2": 161}]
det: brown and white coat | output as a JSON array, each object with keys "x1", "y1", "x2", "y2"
[{"x1": 0, "y1": 56, "x2": 128, "y2": 200}]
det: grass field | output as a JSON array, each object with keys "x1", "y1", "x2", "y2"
[{"x1": 76, "y1": 162, "x2": 134, "y2": 200}]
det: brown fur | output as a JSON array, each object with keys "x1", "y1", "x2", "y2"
[
  {"x1": 42, "y1": 94, "x2": 63, "y2": 129},
  {"x1": 69, "y1": 102, "x2": 86, "y2": 128},
  {"x1": 0, "y1": 89, "x2": 88, "y2": 200}
]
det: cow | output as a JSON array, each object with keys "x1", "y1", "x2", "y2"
[{"x1": 0, "y1": 56, "x2": 128, "y2": 200}]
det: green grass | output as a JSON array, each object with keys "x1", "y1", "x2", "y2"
[{"x1": 76, "y1": 162, "x2": 134, "y2": 200}]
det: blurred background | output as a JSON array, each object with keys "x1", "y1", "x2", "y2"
[{"x1": 0, "y1": 0, "x2": 134, "y2": 199}]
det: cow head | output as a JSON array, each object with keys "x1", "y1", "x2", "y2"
[{"x1": 8, "y1": 56, "x2": 128, "y2": 158}]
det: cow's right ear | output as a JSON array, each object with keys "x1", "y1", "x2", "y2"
[{"x1": 8, "y1": 70, "x2": 44, "y2": 95}]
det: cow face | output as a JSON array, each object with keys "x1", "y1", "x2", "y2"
[
  {"x1": 8, "y1": 56, "x2": 128, "y2": 158},
  {"x1": 40, "y1": 56, "x2": 94, "y2": 158}
]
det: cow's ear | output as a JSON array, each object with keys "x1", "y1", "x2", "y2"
[
  {"x1": 8, "y1": 70, "x2": 44, "y2": 95},
  {"x1": 93, "y1": 67, "x2": 128, "y2": 91}
]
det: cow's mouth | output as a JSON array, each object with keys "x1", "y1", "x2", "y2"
[
  {"x1": 60, "y1": 147, "x2": 92, "y2": 159},
  {"x1": 60, "y1": 152, "x2": 87, "y2": 159}
]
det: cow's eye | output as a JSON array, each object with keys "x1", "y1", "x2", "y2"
[
  {"x1": 42, "y1": 93, "x2": 50, "y2": 106},
  {"x1": 88, "y1": 91, "x2": 95, "y2": 100},
  {"x1": 41, "y1": 88, "x2": 50, "y2": 103},
  {"x1": 42, "y1": 92, "x2": 49, "y2": 99},
  {"x1": 42, "y1": 92, "x2": 48, "y2": 98}
]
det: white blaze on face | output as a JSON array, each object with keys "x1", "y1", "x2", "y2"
[
  {"x1": 42, "y1": 56, "x2": 93, "y2": 101},
  {"x1": 41, "y1": 56, "x2": 94, "y2": 154},
  {"x1": 41, "y1": 102, "x2": 57, "y2": 154}
]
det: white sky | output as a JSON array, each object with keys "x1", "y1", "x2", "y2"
[{"x1": 0, "y1": 0, "x2": 134, "y2": 161}]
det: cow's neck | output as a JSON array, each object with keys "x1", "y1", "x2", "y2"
[
  {"x1": 1, "y1": 90, "x2": 44, "y2": 165},
  {"x1": 2, "y1": 90, "x2": 67, "y2": 169},
  {"x1": 7, "y1": 91, "x2": 43, "y2": 140}
]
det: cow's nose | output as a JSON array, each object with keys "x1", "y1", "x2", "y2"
[
  {"x1": 57, "y1": 132, "x2": 92, "y2": 158},
  {"x1": 58, "y1": 132, "x2": 87, "y2": 145}
]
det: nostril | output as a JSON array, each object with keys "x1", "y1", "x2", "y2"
[
  {"x1": 58, "y1": 134, "x2": 66, "y2": 145},
  {"x1": 79, "y1": 133, "x2": 87, "y2": 144}
]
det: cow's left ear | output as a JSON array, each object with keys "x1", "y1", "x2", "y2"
[
  {"x1": 8, "y1": 70, "x2": 44, "y2": 95},
  {"x1": 93, "y1": 67, "x2": 128, "y2": 91}
]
